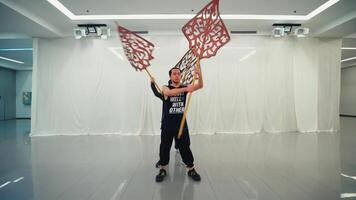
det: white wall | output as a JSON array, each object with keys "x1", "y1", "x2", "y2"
[
  {"x1": 16, "y1": 70, "x2": 32, "y2": 118},
  {"x1": 340, "y1": 66, "x2": 356, "y2": 116},
  {"x1": 0, "y1": 67, "x2": 16, "y2": 120},
  {"x1": 31, "y1": 36, "x2": 341, "y2": 136}
]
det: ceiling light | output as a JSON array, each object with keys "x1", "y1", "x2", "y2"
[
  {"x1": 12, "y1": 177, "x2": 24, "y2": 183},
  {"x1": 47, "y1": 0, "x2": 75, "y2": 18},
  {"x1": 100, "y1": 28, "x2": 111, "y2": 39},
  {"x1": 294, "y1": 27, "x2": 309, "y2": 37},
  {"x1": 341, "y1": 56, "x2": 356, "y2": 62},
  {"x1": 272, "y1": 27, "x2": 285, "y2": 37},
  {"x1": 341, "y1": 173, "x2": 356, "y2": 180},
  {"x1": 47, "y1": 0, "x2": 339, "y2": 21},
  {"x1": 341, "y1": 193, "x2": 356, "y2": 198},
  {"x1": 73, "y1": 24, "x2": 110, "y2": 39},
  {"x1": 284, "y1": 26, "x2": 292, "y2": 33},
  {"x1": 0, "y1": 181, "x2": 11, "y2": 189},
  {"x1": 73, "y1": 28, "x2": 85, "y2": 39},
  {"x1": 0, "y1": 56, "x2": 24, "y2": 64},
  {"x1": 272, "y1": 24, "x2": 309, "y2": 38},
  {"x1": 0, "y1": 48, "x2": 33, "y2": 51},
  {"x1": 272, "y1": 23, "x2": 301, "y2": 35},
  {"x1": 341, "y1": 47, "x2": 356, "y2": 50},
  {"x1": 87, "y1": 26, "x2": 97, "y2": 34},
  {"x1": 306, "y1": 0, "x2": 340, "y2": 19}
]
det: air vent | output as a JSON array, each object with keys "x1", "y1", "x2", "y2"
[
  {"x1": 133, "y1": 31, "x2": 149, "y2": 34},
  {"x1": 272, "y1": 23, "x2": 301, "y2": 27},
  {"x1": 230, "y1": 31, "x2": 257, "y2": 34}
]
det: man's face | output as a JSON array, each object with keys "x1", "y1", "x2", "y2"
[{"x1": 170, "y1": 69, "x2": 181, "y2": 84}]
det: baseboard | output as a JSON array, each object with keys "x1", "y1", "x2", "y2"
[
  {"x1": 340, "y1": 114, "x2": 356, "y2": 118},
  {"x1": 16, "y1": 118, "x2": 31, "y2": 120}
]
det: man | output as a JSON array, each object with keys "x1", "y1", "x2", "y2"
[
  {"x1": 150, "y1": 79, "x2": 179, "y2": 168},
  {"x1": 155, "y1": 65, "x2": 203, "y2": 182}
]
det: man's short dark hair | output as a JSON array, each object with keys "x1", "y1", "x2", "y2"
[{"x1": 169, "y1": 67, "x2": 181, "y2": 76}]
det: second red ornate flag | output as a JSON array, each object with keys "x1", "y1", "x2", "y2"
[{"x1": 182, "y1": 0, "x2": 230, "y2": 59}]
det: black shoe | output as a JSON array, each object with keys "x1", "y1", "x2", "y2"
[
  {"x1": 155, "y1": 161, "x2": 160, "y2": 168},
  {"x1": 155, "y1": 169, "x2": 167, "y2": 182},
  {"x1": 187, "y1": 168, "x2": 201, "y2": 181}
]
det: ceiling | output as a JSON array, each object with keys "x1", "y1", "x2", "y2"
[
  {"x1": 0, "y1": 39, "x2": 32, "y2": 70},
  {"x1": 0, "y1": 0, "x2": 355, "y2": 70},
  {"x1": 62, "y1": 0, "x2": 326, "y2": 15},
  {"x1": 1, "y1": 0, "x2": 356, "y2": 37}
]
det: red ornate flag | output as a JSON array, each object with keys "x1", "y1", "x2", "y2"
[
  {"x1": 182, "y1": 0, "x2": 230, "y2": 59},
  {"x1": 174, "y1": 49, "x2": 199, "y2": 85},
  {"x1": 118, "y1": 26, "x2": 154, "y2": 71}
]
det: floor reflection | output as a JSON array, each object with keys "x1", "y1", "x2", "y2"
[
  {"x1": 30, "y1": 132, "x2": 340, "y2": 200},
  {"x1": 1, "y1": 118, "x2": 355, "y2": 200}
]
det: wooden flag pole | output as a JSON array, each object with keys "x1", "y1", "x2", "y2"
[
  {"x1": 144, "y1": 68, "x2": 162, "y2": 94},
  {"x1": 177, "y1": 58, "x2": 200, "y2": 139}
]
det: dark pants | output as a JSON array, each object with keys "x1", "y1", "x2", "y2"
[{"x1": 159, "y1": 129, "x2": 194, "y2": 168}]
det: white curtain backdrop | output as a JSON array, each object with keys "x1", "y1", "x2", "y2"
[{"x1": 31, "y1": 35, "x2": 341, "y2": 136}]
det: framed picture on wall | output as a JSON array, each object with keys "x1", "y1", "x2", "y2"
[{"x1": 23, "y1": 92, "x2": 32, "y2": 105}]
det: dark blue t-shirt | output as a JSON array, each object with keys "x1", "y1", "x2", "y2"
[{"x1": 161, "y1": 85, "x2": 188, "y2": 131}]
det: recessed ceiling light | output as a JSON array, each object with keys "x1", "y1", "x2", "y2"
[
  {"x1": 306, "y1": 0, "x2": 339, "y2": 19},
  {"x1": 0, "y1": 48, "x2": 33, "y2": 51},
  {"x1": 341, "y1": 56, "x2": 356, "y2": 62},
  {"x1": 47, "y1": 0, "x2": 339, "y2": 21},
  {"x1": 341, "y1": 47, "x2": 356, "y2": 50},
  {"x1": 0, "y1": 181, "x2": 11, "y2": 189},
  {"x1": 341, "y1": 173, "x2": 356, "y2": 180},
  {"x1": 341, "y1": 193, "x2": 356, "y2": 198},
  {"x1": 0, "y1": 56, "x2": 24, "y2": 64},
  {"x1": 13, "y1": 177, "x2": 24, "y2": 183}
]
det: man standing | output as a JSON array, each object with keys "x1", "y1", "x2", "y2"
[
  {"x1": 150, "y1": 79, "x2": 179, "y2": 168},
  {"x1": 155, "y1": 66, "x2": 203, "y2": 182}
]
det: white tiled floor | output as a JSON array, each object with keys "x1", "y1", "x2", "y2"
[{"x1": 0, "y1": 117, "x2": 355, "y2": 200}]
